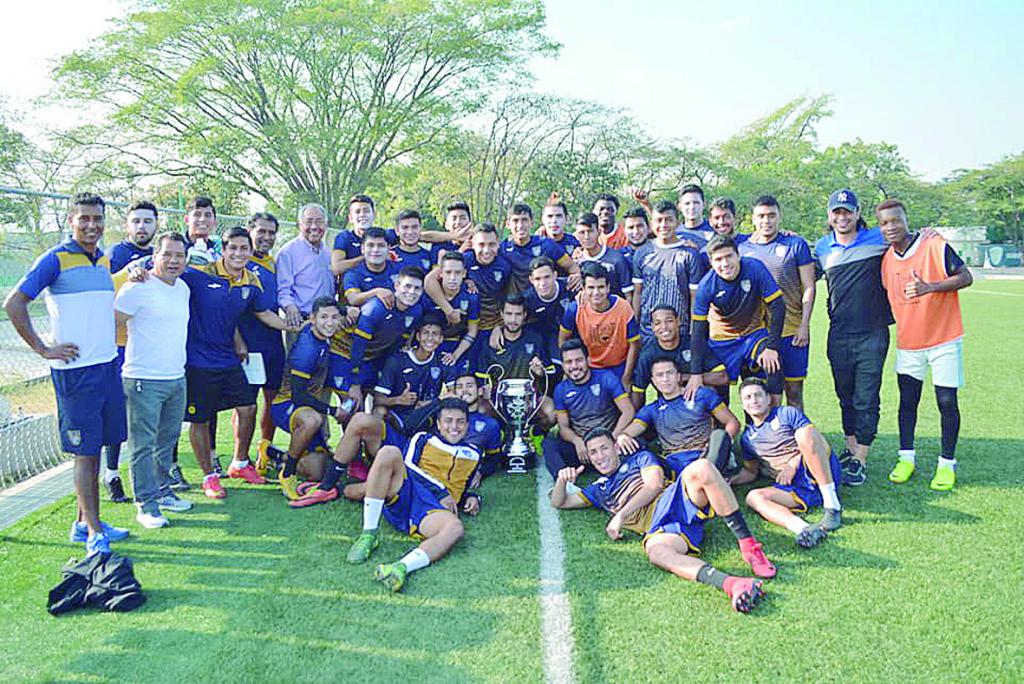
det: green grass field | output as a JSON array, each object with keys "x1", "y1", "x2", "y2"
[{"x1": 1, "y1": 280, "x2": 1023, "y2": 683}]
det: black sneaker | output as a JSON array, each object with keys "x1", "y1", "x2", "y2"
[
  {"x1": 818, "y1": 507, "x2": 843, "y2": 532},
  {"x1": 796, "y1": 525, "x2": 827, "y2": 548},
  {"x1": 841, "y1": 459, "x2": 867, "y2": 487},
  {"x1": 838, "y1": 448, "x2": 854, "y2": 467},
  {"x1": 168, "y1": 463, "x2": 191, "y2": 492},
  {"x1": 106, "y1": 476, "x2": 130, "y2": 503}
]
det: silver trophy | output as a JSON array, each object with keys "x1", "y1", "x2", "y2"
[{"x1": 488, "y1": 366, "x2": 544, "y2": 475}]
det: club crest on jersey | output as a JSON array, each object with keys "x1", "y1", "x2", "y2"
[
  {"x1": 531, "y1": 245, "x2": 542, "y2": 256},
  {"x1": 683, "y1": 350, "x2": 692, "y2": 362},
  {"x1": 474, "y1": 420, "x2": 485, "y2": 432},
  {"x1": 66, "y1": 430, "x2": 81, "y2": 447},
  {"x1": 775, "y1": 245, "x2": 787, "y2": 258},
  {"x1": 770, "y1": 417, "x2": 781, "y2": 430},
  {"x1": 741, "y1": 279, "x2": 751, "y2": 293},
  {"x1": 431, "y1": 366, "x2": 441, "y2": 380},
  {"x1": 459, "y1": 300, "x2": 468, "y2": 311},
  {"x1": 525, "y1": 343, "x2": 535, "y2": 354},
  {"x1": 404, "y1": 315, "x2": 414, "y2": 328},
  {"x1": 590, "y1": 384, "x2": 601, "y2": 396},
  {"x1": 241, "y1": 287, "x2": 251, "y2": 300},
  {"x1": 494, "y1": 271, "x2": 503, "y2": 282}
]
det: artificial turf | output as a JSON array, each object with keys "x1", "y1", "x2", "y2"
[{"x1": 0, "y1": 280, "x2": 1022, "y2": 683}]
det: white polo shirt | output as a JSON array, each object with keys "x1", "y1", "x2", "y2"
[{"x1": 114, "y1": 276, "x2": 190, "y2": 380}]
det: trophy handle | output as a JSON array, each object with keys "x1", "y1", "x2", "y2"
[{"x1": 524, "y1": 368, "x2": 549, "y2": 427}]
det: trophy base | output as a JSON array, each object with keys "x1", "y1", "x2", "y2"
[{"x1": 504, "y1": 438, "x2": 532, "y2": 475}]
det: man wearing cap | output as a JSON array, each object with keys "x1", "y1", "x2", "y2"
[{"x1": 813, "y1": 189, "x2": 892, "y2": 486}]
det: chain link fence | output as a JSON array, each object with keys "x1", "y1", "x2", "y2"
[{"x1": 0, "y1": 186, "x2": 315, "y2": 489}]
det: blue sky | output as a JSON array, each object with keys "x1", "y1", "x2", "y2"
[{"x1": 1, "y1": 1, "x2": 1021, "y2": 181}]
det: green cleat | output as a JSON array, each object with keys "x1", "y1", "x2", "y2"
[
  {"x1": 346, "y1": 531, "x2": 380, "y2": 564},
  {"x1": 930, "y1": 464, "x2": 956, "y2": 491},
  {"x1": 374, "y1": 562, "x2": 408, "y2": 593},
  {"x1": 889, "y1": 459, "x2": 915, "y2": 484}
]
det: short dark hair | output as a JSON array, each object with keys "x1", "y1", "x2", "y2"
[
  {"x1": 509, "y1": 202, "x2": 533, "y2": 219},
  {"x1": 503, "y1": 293, "x2": 526, "y2": 311},
  {"x1": 154, "y1": 232, "x2": 187, "y2": 253},
  {"x1": 576, "y1": 212, "x2": 598, "y2": 228},
  {"x1": 398, "y1": 265, "x2": 425, "y2": 283},
  {"x1": 475, "y1": 222, "x2": 499, "y2": 236},
  {"x1": 396, "y1": 209, "x2": 422, "y2": 224},
  {"x1": 418, "y1": 311, "x2": 446, "y2": 331},
  {"x1": 622, "y1": 206, "x2": 649, "y2": 224},
  {"x1": 437, "y1": 397, "x2": 469, "y2": 420},
  {"x1": 593, "y1": 193, "x2": 620, "y2": 210},
  {"x1": 652, "y1": 200, "x2": 678, "y2": 217},
  {"x1": 739, "y1": 377, "x2": 768, "y2": 393},
  {"x1": 529, "y1": 256, "x2": 556, "y2": 274},
  {"x1": 583, "y1": 426, "x2": 615, "y2": 446},
  {"x1": 650, "y1": 355, "x2": 682, "y2": 374},
  {"x1": 311, "y1": 295, "x2": 340, "y2": 316},
  {"x1": 446, "y1": 201, "x2": 472, "y2": 220},
  {"x1": 544, "y1": 196, "x2": 569, "y2": 217},
  {"x1": 706, "y1": 234, "x2": 739, "y2": 255},
  {"x1": 247, "y1": 211, "x2": 278, "y2": 230},
  {"x1": 441, "y1": 251, "x2": 466, "y2": 268},
  {"x1": 709, "y1": 197, "x2": 736, "y2": 215},
  {"x1": 753, "y1": 194, "x2": 780, "y2": 210},
  {"x1": 678, "y1": 183, "x2": 705, "y2": 201},
  {"x1": 364, "y1": 226, "x2": 388, "y2": 242},
  {"x1": 68, "y1": 192, "x2": 105, "y2": 215},
  {"x1": 349, "y1": 194, "x2": 375, "y2": 211},
  {"x1": 127, "y1": 200, "x2": 158, "y2": 219},
  {"x1": 186, "y1": 196, "x2": 216, "y2": 216},
  {"x1": 453, "y1": 369, "x2": 481, "y2": 384},
  {"x1": 651, "y1": 304, "x2": 679, "y2": 318},
  {"x1": 581, "y1": 261, "x2": 609, "y2": 286},
  {"x1": 875, "y1": 199, "x2": 907, "y2": 216},
  {"x1": 560, "y1": 337, "x2": 588, "y2": 358},
  {"x1": 222, "y1": 225, "x2": 252, "y2": 247}
]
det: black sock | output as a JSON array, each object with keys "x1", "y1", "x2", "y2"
[
  {"x1": 696, "y1": 564, "x2": 728, "y2": 590},
  {"x1": 104, "y1": 443, "x2": 121, "y2": 471},
  {"x1": 172, "y1": 442, "x2": 179, "y2": 464},
  {"x1": 723, "y1": 510, "x2": 752, "y2": 541},
  {"x1": 897, "y1": 374, "x2": 923, "y2": 451},
  {"x1": 935, "y1": 386, "x2": 960, "y2": 459},
  {"x1": 282, "y1": 456, "x2": 299, "y2": 478},
  {"x1": 319, "y1": 461, "x2": 347, "y2": 492}
]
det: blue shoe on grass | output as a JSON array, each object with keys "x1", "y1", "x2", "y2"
[{"x1": 70, "y1": 521, "x2": 130, "y2": 543}]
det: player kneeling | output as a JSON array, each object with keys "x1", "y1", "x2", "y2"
[
  {"x1": 345, "y1": 398, "x2": 482, "y2": 592},
  {"x1": 255, "y1": 297, "x2": 351, "y2": 499},
  {"x1": 552, "y1": 428, "x2": 774, "y2": 613},
  {"x1": 730, "y1": 378, "x2": 843, "y2": 548}
]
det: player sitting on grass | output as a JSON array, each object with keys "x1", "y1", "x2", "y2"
[
  {"x1": 551, "y1": 428, "x2": 774, "y2": 612},
  {"x1": 345, "y1": 398, "x2": 482, "y2": 593},
  {"x1": 729, "y1": 378, "x2": 843, "y2": 547},
  {"x1": 257, "y1": 297, "x2": 347, "y2": 500},
  {"x1": 618, "y1": 357, "x2": 739, "y2": 475}
]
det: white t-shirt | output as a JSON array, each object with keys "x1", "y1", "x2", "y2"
[{"x1": 115, "y1": 277, "x2": 190, "y2": 380}]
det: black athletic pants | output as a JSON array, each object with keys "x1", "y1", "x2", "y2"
[{"x1": 826, "y1": 326, "x2": 890, "y2": 447}]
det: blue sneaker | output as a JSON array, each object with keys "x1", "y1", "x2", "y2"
[
  {"x1": 70, "y1": 521, "x2": 130, "y2": 543},
  {"x1": 86, "y1": 531, "x2": 110, "y2": 556}
]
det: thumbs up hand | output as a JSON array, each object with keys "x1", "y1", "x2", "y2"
[{"x1": 904, "y1": 269, "x2": 932, "y2": 298}]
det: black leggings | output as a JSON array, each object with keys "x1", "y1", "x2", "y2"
[{"x1": 897, "y1": 374, "x2": 960, "y2": 458}]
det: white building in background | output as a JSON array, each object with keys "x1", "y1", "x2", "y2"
[{"x1": 934, "y1": 226, "x2": 987, "y2": 265}]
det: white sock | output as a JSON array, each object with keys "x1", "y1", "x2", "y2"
[
  {"x1": 104, "y1": 468, "x2": 120, "y2": 483},
  {"x1": 786, "y1": 518, "x2": 809, "y2": 534},
  {"x1": 363, "y1": 497, "x2": 384, "y2": 531},
  {"x1": 938, "y1": 456, "x2": 957, "y2": 469},
  {"x1": 203, "y1": 472, "x2": 219, "y2": 483},
  {"x1": 898, "y1": 449, "x2": 916, "y2": 463},
  {"x1": 399, "y1": 548, "x2": 431, "y2": 574},
  {"x1": 230, "y1": 459, "x2": 249, "y2": 469},
  {"x1": 819, "y1": 482, "x2": 841, "y2": 511}
]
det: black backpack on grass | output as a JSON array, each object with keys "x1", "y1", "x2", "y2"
[{"x1": 47, "y1": 552, "x2": 146, "y2": 615}]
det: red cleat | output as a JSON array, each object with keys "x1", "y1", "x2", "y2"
[
  {"x1": 739, "y1": 538, "x2": 777, "y2": 579},
  {"x1": 723, "y1": 577, "x2": 766, "y2": 614},
  {"x1": 348, "y1": 458, "x2": 369, "y2": 482},
  {"x1": 227, "y1": 463, "x2": 268, "y2": 485},
  {"x1": 296, "y1": 480, "x2": 319, "y2": 497},
  {"x1": 288, "y1": 487, "x2": 338, "y2": 508},
  {"x1": 202, "y1": 473, "x2": 226, "y2": 499}
]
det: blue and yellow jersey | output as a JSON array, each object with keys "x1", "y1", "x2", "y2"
[
  {"x1": 16, "y1": 238, "x2": 117, "y2": 370},
  {"x1": 632, "y1": 337, "x2": 691, "y2": 394},
  {"x1": 330, "y1": 297, "x2": 426, "y2": 370},
  {"x1": 523, "y1": 279, "x2": 574, "y2": 365},
  {"x1": 635, "y1": 389, "x2": 723, "y2": 456},
  {"x1": 393, "y1": 245, "x2": 434, "y2": 273},
  {"x1": 579, "y1": 450, "x2": 665, "y2": 535},
  {"x1": 739, "y1": 234, "x2": 813, "y2": 337},
  {"x1": 693, "y1": 257, "x2": 781, "y2": 342},
  {"x1": 464, "y1": 251, "x2": 512, "y2": 331},
  {"x1": 108, "y1": 240, "x2": 153, "y2": 273},
  {"x1": 274, "y1": 324, "x2": 331, "y2": 406},
  {"x1": 553, "y1": 369, "x2": 627, "y2": 437},
  {"x1": 464, "y1": 412, "x2": 503, "y2": 461},
  {"x1": 341, "y1": 260, "x2": 400, "y2": 300},
  {"x1": 501, "y1": 235, "x2": 568, "y2": 293},
  {"x1": 373, "y1": 350, "x2": 457, "y2": 424},
  {"x1": 740, "y1": 405, "x2": 812, "y2": 476},
  {"x1": 578, "y1": 245, "x2": 634, "y2": 297},
  {"x1": 476, "y1": 328, "x2": 552, "y2": 382},
  {"x1": 239, "y1": 254, "x2": 283, "y2": 355},
  {"x1": 427, "y1": 283, "x2": 480, "y2": 342},
  {"x1": 180, "y1": 260, "x2": 266, "y2": 369},
  {"x1": 404, "y1": 431, "x2": 481, "y2": 503}
]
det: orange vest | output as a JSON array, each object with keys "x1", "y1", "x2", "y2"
[
  {"x1": 881, "y1": 237, "x2": 964, "y2": 350},
  {"x1": 599, "y1": 223, "x2": 629, "y2": 250},
  {"x1": 574, "y1": 296, "x2": 637, "y2": 368}
]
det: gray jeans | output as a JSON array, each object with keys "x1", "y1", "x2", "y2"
[{"x1": 123, "y1": 376, "x2": 186, "y2": 514}]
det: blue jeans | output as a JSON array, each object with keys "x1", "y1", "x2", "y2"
[{"x1": 124, "y1": 377, "x2": 186, "y2": 514}]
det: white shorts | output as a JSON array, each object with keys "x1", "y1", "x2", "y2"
[{"x1": 895, "y1": 340, "x2": 964, "y2": 388}]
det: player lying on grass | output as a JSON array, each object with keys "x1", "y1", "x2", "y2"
[
  {"x1": 255, "y1": 296, "x2": 349, "y2": 499},
  {"x1": 729, "y1": 378, "x2": 843, "y2": 547},
  {"x1": 551, "y1": 428, "x2": 775, "y2": 613},
  {"x1": 345, "y1": 398, "x2": 482, "y2": 593}
]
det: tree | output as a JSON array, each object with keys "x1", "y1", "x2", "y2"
[
  {"x1": 51, "y1": 0, "x2": 556, "y2": 221},
  {"x1": 946, "y1": 153, "x2": 1024, "y2": 245}
]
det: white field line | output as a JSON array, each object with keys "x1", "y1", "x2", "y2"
[
  {"x1": 535, "y1": 466, "x2": 577, "y2": 684},
  {"x1": 963, "y1": 289, "x2": 1024, "y2": 297}
]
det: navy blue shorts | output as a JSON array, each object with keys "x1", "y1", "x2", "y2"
[
  {"x1": 779, "y1": 335, "x2": 810, "y2": 382},
  {"x1": 646, "y1": 474, "x2": 711, "y2": 553},
  {"x1": 269, "y1": 401, "x2": 330, "y2": 453},
  {"x1": 52, "y1": 358, "x2": 127, "y2": 455},
  {"x1": 382, "y1": 474, "x2": 447, "y2": 538},
  {"x1": 708, "y1": 329, "x2": 770, "y2": 381},
  {"x1": 773, "y1": 452, "x2": 842, "y2": 511},
  {"x1": 262, "y1": 348, "x2": 286, "y2": 392}
]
